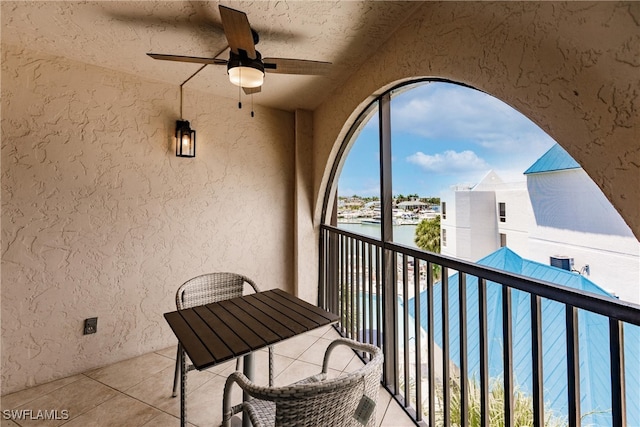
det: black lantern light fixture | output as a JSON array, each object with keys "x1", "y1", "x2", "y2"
[{"x1": 175, "y1": 118, "x2": 195, "y2": 157}]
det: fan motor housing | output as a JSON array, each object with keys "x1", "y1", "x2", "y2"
[{"x1": 227, "y1": 50, "x2": 265, "y2": 74}]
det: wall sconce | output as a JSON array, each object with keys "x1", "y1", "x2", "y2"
[
  {"x1": 175, "y1": 120, "x2": 195, "y2": 157},
  {"x1": 176, "y1": 83, "x2": 196, "y2": 158}
]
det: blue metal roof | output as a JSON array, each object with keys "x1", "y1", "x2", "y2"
[
  {"x1": 524, "y1": 143, "x2": 581, "y2": 175},
  {"x1": 407, "y1": 247, "x2": 639, "y2": 426}
]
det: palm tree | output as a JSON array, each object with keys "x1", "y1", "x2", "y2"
[{"x1": 414, "y1": 215, "x2": 441, "y2": 253}]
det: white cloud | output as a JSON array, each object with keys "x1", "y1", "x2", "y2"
[
  {"x1": 392, "y1": 83, "x2": 555, "y2": 154},
  {"x1": 407, "y1": 150, "x2": 489, "y2": 173}
]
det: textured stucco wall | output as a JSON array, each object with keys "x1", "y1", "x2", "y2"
[
  {"x1": 313, "y1": 1, "x2": 640, "y2": 239},
  {"x1": 293, "y1": 109, "x2": 318, "y2": 304},
  {"x1": 1, "y1": 46, "x2": 295, "y2": 394}
]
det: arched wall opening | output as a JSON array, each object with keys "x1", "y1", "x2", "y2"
[
  {"x1": 310, "y1": 2, "x2": 639, "y2": 244},
  {"x1": 312, "y1": 76, "x2": 639, "y2": 427},
  {"x1": 306, "y1": 4, "x2": 638, "y2": 423},
  {"x1": 318, "y1": 79, "x2": 639, "y2": 304}
]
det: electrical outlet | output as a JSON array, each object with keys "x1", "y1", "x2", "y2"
[{"x1": 84, "y1": 317, "x2": 98, "y2": 335}]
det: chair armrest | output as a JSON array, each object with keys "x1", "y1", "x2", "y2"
[
  {"x1": 321, "y1": 338, "x2": 381, "y2": 375},
  {"x1": 222, "y1": 372, "x2": 253, "y2": 427},
  {"x1": 241, "y1": 275, "x2": 261, "y2": 294}
]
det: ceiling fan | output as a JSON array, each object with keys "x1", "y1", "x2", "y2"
[{"x1": 147, "y1": 5, "x2": 332, "y2": 95}]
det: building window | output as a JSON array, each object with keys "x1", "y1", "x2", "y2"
[
  {"x1": 500, "y1": 233, "x2": 507, "y2": 247},
  {"x1": 442, "y1": 228, "x2": 447, "y2": 246},
  {"x1": 499, "y1": 202, "x2": 506, "y2": 222},
  {"x1": 442, "y1": 202, "x2": 447, "y2": 220}
]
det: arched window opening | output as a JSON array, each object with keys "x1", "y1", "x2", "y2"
[
  {"x1": 329, "y1": 80, "x2": 557, "y2": 246},
  {"x1": 325, "y1": 79, "x2": 639, "y2": 304}
]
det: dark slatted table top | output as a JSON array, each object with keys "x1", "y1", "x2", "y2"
[{"x1": 164, "y1": 289, "x2": 339, "y2": 370}]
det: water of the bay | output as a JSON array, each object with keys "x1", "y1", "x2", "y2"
[{"x1": 336, "y1": 222, "x2": 418, "y2": 249}]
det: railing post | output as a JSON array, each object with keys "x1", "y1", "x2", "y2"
[
  {"x1": 382, "y1": 249, "x2": 399, "y2": 392},
  {"x1": 340, "y1": 234, "x2": 346, "y2": 334},
  {"x1": 566, "y1": 305, "x2": 580, "y2": 427},
  {"x1": 324, "y1": 227, "x2": 340, "y2": 315},
  {"x1": 349, "y1": 236, "x2": 356, "y2": 339},
  {"x1": 376, "y1": 245, "x2": 383, "y2": 356},
  {"x1": 368, "y1": 243, "x2": 375, "y2": 350},
  {"x1": 402, "y1": 254, "x2": 411, "y2": 407},
  {"x1": 479, "y1": 278, "x2": 489, "y2": 427},
  {"x1": 427, "y1": 261, "x2": 436, "y2": 427},
  {"x1": 459, "y1": 273, "x2": 468, "y2": 427},
  {"x1": 531, "y1": 294, "x2": 544, "y2": 427},
  {"x1": 609, "y1": 319, "x2": 627, "y2": 427},
  {"x1": 318, "y1": 227, "x2": 326, "y2": 309},
  {"x1": 330, "y1": 230, "x2": 339, "y2": 314},
  {"x1": 503, "y1": 286, "x2": 513, "y2": 427},
  {"x1": 360, "y1": 240, "x2": 368, "y2": 350},
  {"x1": 414, "y1": 259, "x2": 423, "y2": 421},
  {"x1": 442, "y1": 267, "x2": 450, "y2": 427}
]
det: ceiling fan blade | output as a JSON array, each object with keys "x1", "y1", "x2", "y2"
[
  {"x1": 147, "y1": 53, "x2": 227, "y2": 65},
  {"x1": 219, "y1": 5, "x2": 256, "y2": 59},
  {"x1": 263, "y1": 58, "x2": 332, "y2": 75},
  {"x1": 105, "y1": 10, "x2": 223, "y2": 37},
  {"x1": 243, "y1": 86, "x2": 262, "y2": 95}
]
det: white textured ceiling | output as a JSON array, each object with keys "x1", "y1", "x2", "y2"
[{"x1": 2, "y1": 1, "x2": 421, "y2": 111}]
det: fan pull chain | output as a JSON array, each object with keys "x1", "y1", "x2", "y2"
[
  {"x1": 251, "y1": 94, "x2": 255, "y2": 118},
  {"x1": 238, "y1": 68, "x2": 242, "y2": 109}
]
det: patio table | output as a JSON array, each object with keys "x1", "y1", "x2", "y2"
[{"x1": 164, "y1": 288, "x2": 339, "y2": 427}]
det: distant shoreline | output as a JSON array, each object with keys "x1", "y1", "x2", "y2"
[{"x1": 336, "y1": 222, "x2": 419, "y2": 249}]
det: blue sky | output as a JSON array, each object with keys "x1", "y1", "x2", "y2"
[{"x1": 338, "y1": 82, "x2": 556, "y2": 198}]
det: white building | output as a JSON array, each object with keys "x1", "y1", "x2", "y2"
[{"x1": 440, "y1": 144, "x2": 640, "y2": 303}]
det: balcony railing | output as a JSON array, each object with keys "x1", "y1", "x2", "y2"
[{"x1": 318, "y1": 224, "x2": 640, "y2": 427}]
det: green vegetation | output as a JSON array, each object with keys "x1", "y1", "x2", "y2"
[
  {"x1": 422, "y1": 197, "x2": 441, "y2": 205},
  {"x1": 339, "y1": 195, "x2": 380, "y2": 202},
  {"x1": 413, "y1": 215, "x2": 442, "y2": 280},
  {"x1": 395, "y1": 194, "x2": 441, "y2": 205},
  {"x1": 414, "y1": 215, "x2": 441, "y2": 253},
  {"x1": 436, "y1": 378, "x2": 567, "y2": 427}
]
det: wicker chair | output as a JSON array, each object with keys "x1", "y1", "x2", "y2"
[
  {"x1": 222, "y1": 338, "x2": 383, "y2": 427},
  {"x1": 172, "y1": 272, "x2": 274, "y2": 397}
]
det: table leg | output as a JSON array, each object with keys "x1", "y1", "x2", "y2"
[
  {"x1": 242, "y1": 353, "x2": 254, "y2": 427},
  {"x1": 180, "y1": 344, "x2": 187, "y2": 427}
]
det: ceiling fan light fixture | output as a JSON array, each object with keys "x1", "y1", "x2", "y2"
[
  {"x1": 228, "y1": 66, "x2": 264, "y2": 88},
  {"x1": 227, "y1": 51, "x2": 264, "y2": 88}
]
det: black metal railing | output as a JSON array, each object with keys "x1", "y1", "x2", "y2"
[{"x1": 319, "y1": 224, "x2": 640, "y2": 427}]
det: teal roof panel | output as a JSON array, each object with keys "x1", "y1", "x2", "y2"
[
  {"x1": 407, "y1": 247, "x2": 639, "y2": 427},
  {"x1": 524, "y1": 143, "x2": 581, "y2": 174}
]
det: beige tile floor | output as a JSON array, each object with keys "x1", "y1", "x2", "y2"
[{"x1": 1, "y1": 326, "x2": 416, "y2": 427}]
